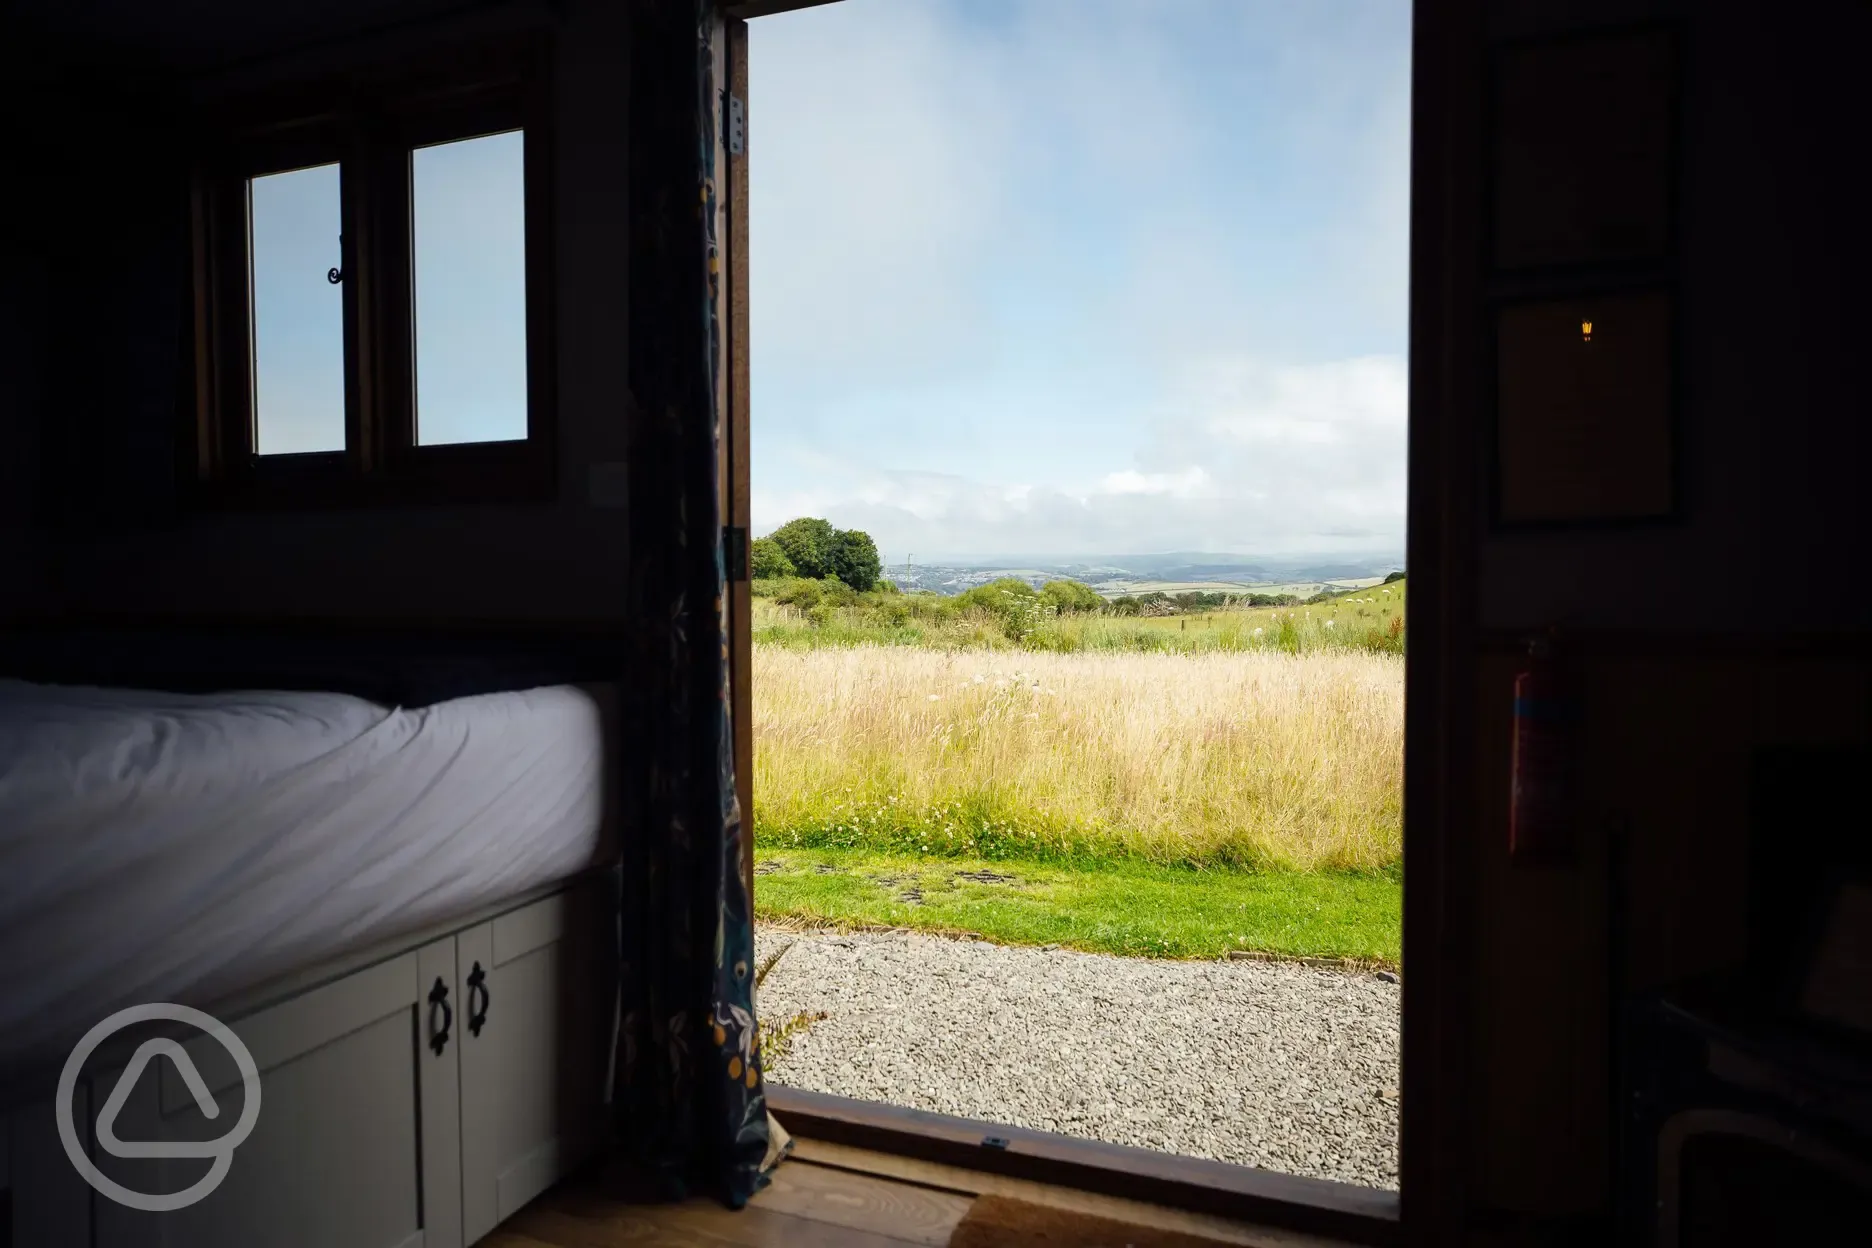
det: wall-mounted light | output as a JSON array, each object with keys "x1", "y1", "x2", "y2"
[{"x1": 1495, "y1": 291, "x2": 1675, "y2": 524}]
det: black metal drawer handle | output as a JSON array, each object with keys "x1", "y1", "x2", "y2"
[
  {"x1": 428, "y1": 977, "x2": 453, "y2": 1055},
  {"x1": 467, "y1": 962, "x2": 490, "y2": 1037}
]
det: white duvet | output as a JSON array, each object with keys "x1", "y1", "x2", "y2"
[{"x1": 0, "y1": 679, "x2": 613, "y2": 1079}]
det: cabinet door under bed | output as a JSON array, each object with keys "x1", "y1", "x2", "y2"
[
  {"x1": 6, "y1": 875, "x2": 615, "y2": 1248},
  {"x1": 456, "y1": 883, "x2": 616, "y2": 1245},
  {"x1": 89, "y1": 938, "x2": 465, "y2": 1248},
  {"x1": 4, "y1": 1085, "x2": 95, "y2": 1248}
]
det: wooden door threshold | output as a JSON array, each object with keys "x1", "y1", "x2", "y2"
[
  {"x1": 788, "y1": 1140, "x2": 1372, "y2": 1248},
  {"x1": 766, "y1": 1087, "x2": 1400, "y2": 1247}
]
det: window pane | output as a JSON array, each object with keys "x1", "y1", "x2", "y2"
[
  {"x1": 412, "y1": 130, "x2": 528, "y2": 446},
  {"x1": 249, "y1": 163, "x2": 346, "y2": 456}
]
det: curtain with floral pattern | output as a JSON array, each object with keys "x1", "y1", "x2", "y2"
[{"x1": 613, "y1": 0, "x2": 781, "y2": 1209}]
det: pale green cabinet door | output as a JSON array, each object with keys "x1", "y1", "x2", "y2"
[
  {"x1": 457, "y1": 881, "x2": 615, "y2": 1245},
  {"x1": 88, "y1": 939, "x2": 463, "y2": 1248}
]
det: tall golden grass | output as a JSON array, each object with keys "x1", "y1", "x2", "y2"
[{"x1": 753, "y1": 645, "x2": 1403, "y2": 871}]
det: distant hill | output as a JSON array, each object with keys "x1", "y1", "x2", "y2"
[{"x1": 885, "y1": 552, "x2": 1405, "y2": 598}]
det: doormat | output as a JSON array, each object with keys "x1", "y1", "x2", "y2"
[{"x1": 947, "y1": 1193, "x2": 1243, "y2": 1248}]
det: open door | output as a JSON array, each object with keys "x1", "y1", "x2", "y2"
[
  {"x1": 715, "y1": 4, "x2": 1408, "y2": 1241},
  {"x1": 719, "y1": 13, "x2": 755, "y2": 895}
]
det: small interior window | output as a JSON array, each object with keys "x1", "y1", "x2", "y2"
[
  {"x1": 248, "y1": 162, "x2": 346, "y2": 456},
  {"x1": 411, "y1": 129, "x2": 528, "y2": 447},
  {"x1": 187, "y1": 46, "x2": 550, "y2": 506}
]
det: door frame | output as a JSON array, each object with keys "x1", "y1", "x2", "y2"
[
  {"x1": 721, "y1": 14, "x2": 755, "y2": 890},
  {"x1": 714, "y1": 2, "x2": 1476, "y2": 1242}
]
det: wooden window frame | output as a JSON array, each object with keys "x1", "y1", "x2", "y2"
[{"x1": 183, "y1": 38, "x2": 556, "y2": 510}]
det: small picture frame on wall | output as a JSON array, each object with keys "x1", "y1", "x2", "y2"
[
  {"x1": 1491, "y1": 24, "x2": 1679, "y2": 273},
  {"x1": 1492, "y1": 288, "x2": 1677, "y2": 526}
]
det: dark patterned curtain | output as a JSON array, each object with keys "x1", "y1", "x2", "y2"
[{"x1": 614, "y1": 0, "x2": 782, "y2": 1208}]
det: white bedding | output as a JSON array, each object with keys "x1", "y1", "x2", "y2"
[{"x1": 0, "y1": 679, "x2": 615, "y2": 1078}]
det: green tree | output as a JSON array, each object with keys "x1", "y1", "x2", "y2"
[
  {"x1": 768, "y1": 517, "x2": 837, "y2": 580},
  {"x1": 955, "y1": 577, "x2": 1039, "y2": 612},
  {"x1": 776, "y1": 578, "x2": 823, "y2": 609},
  {"x1": 749, "y1": 537, "x2": 796, "y2": 579},
  {"x1": 1040, "y1": 579, "x2": 1104, "y2": 614},
  {"x1": 1383, "y1": 570, "x2": 1406, "y2": 584},
  {"x1": 962, "y1": 579, "x2": 1053, "y2": 640},
  {"x1": 829, "y1": 528, "x2": 882, "y2": 591}
]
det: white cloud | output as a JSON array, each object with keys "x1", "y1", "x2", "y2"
[
  {"x1": 754, "y1": 354, "x2": 1406, "y2": 560},
  {"x1": 1099, "y1": 468, "x2": 1213, "y2": 497},
  {"x1": 749, "y1": 1, "x2": 1412, "y2": 559},
  {"x1": 750, "y1": 2, "x2": 1018, "y2": 384},
  {"x1": 1196, "y1": 356, "x2": 1406, "y2": 448}
]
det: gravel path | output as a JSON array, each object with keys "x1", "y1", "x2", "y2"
[{"x1": 755, "y1": 928, "x2": 1400, "y2": 1190}]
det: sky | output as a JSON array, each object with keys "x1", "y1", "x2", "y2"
[
  {"x1": 750, "y1": 0, "x2": 1411, "y2": 564},
  {"x1": 249, "y1": 130, "x2": 527, "y2": 455}
]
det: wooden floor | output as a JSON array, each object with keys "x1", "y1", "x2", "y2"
[{"x1": 483, "y1": 1138, "x2": 1356, "y2": 1248}]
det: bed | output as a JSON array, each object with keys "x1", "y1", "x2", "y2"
[
  {"x1": 1, "y1": 665, "x2": 626, "y2": 1248},
  {"x1": 0, "y1": 678, "x2": 617, "y2": 1077}
]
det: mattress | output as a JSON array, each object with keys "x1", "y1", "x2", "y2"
[{"x1": 0, "y1": 679, "x2": 616, "y2": 1080}]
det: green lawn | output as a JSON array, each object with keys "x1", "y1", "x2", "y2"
[{"x1": 753, "y1": 845, "x2": 1401, "y2": 966}]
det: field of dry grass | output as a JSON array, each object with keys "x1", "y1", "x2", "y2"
[{"x1": 753, "y1": 645, "x2": 1403, "y2": 871}]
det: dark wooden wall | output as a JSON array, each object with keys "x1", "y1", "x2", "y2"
[
  {"x1": 1477, "y1": 0, "x2": 1872, "y2": 634},
  {"x1": 0, "y1": 102, "x2": 53, "y2": 621},
  {"x1": 1, "y1": 0, "x2": 637, "y2": 630},
  {"x1": 1415, "y1": 1, "x2": 1872, "y2": 1243}
]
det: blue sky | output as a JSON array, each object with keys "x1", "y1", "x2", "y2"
[
  {"x1": 249, "y1": 131, "x2": 527, "y2": 454},
  {"x1": 750, "y1": 0, "x2": 1411, "y2": 563},
  {"x1": 249, "y1": 162, "x2": 346, "y2": 455}
]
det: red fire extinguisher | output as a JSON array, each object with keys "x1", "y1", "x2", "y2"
[{"x1": 1510, "y1": 631, "x2": 1577, "y2": 863}]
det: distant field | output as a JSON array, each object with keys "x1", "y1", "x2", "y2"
[
  {"x1": 754, "y1": 578, "x2": 1406, "y2": 657},
  {"x1": 1093, "y1": 576, "x2": 1391, "y2": 598},
  {"x1": 753, "y1": 645, "x2": 1403, "y2": 872}
]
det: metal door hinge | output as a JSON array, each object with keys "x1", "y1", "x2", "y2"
[
  {"x1": 724, "y1": 525, "x2": 748, "y2": 581},
  {"x1": 725, "y1": 93, "x2": 745, "y2": 156}
]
